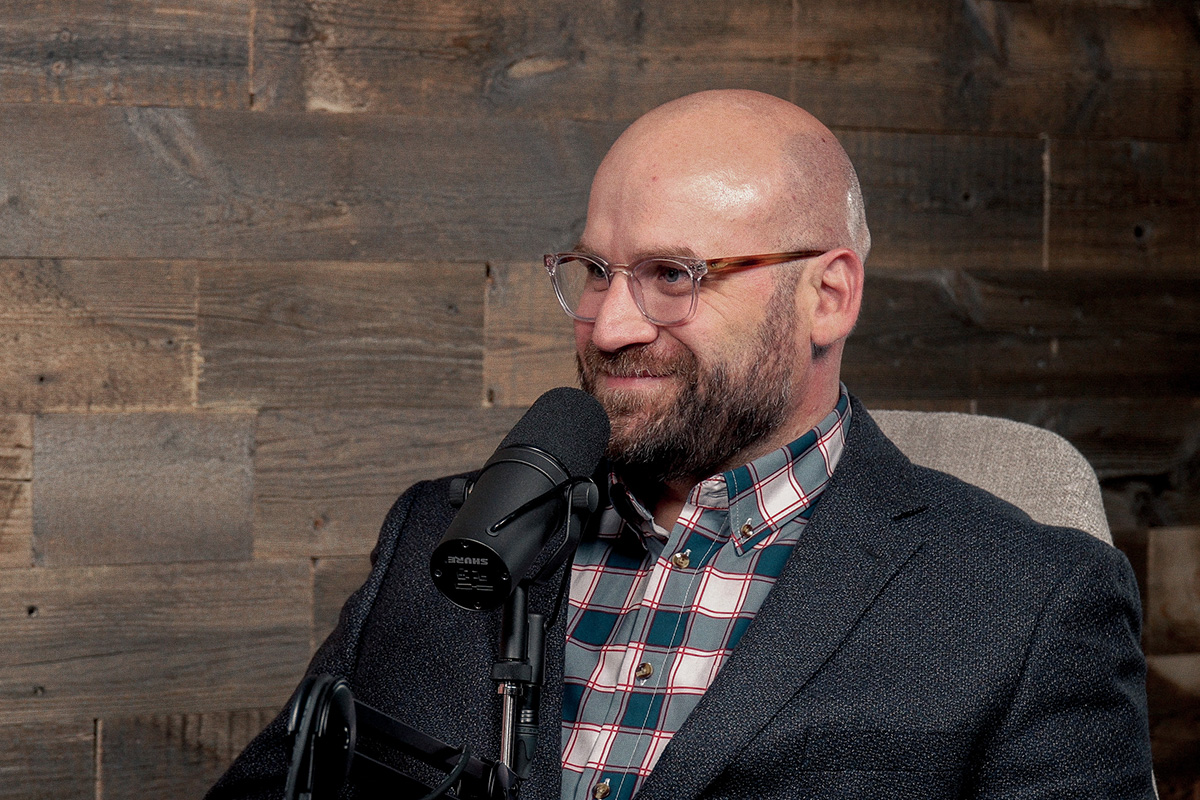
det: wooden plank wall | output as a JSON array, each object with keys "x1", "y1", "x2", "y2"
[{"x1": 0, "y1": 0, "x2": 1196, "y2": 795}]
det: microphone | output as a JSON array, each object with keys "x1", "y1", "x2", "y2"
[{"x1": 430, "y1": 387, "x2": 610, "y2": 611}]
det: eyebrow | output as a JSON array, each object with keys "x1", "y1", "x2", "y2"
[{"x1": 570, "y1": 242, "x2": 704, "y2": 262}]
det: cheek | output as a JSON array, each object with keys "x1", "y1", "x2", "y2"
[{"x1": 574, "y1": 321, "x2": 593, "y2": 354}]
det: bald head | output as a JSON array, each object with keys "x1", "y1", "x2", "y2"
[{"x1": 586, "y1": 90, "x2": 870, "y2": 264}]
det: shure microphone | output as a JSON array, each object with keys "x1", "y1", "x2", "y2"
[{"x1": 430, "y1": 387, "x2": 610, "y2": 611}]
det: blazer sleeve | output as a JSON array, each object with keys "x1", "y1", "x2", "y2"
[
  {"x1": 204, "y1": 481, "x2": 430, "y2": 800},
  {"x1": 968, "y1": 539, "x2": 1155, "y2": 798}
]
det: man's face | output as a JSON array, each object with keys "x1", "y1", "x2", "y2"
[{"x1": 572, "y1": 140, "x2": 812, "y2": 483}]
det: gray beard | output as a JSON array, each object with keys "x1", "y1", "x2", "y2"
[{"x1": 578, "y1": 282, "x2": 796, "y2": 485}]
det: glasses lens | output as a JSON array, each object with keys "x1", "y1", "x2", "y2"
[
  {"x1": 553, "y1": 255, "x2": 610, "y2": 320},
  {"x1": 631, "y1": 259, "x2": 696, "y2": 325}
]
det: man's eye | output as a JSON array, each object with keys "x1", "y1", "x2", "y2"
[{"x1": 647, "y1": 262, "x2": 685, "y2": 283}]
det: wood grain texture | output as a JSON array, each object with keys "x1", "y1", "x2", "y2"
[
  {"x1": 32, "y1": 412, "x2": 254, "y2": 566},
  {"x1": 101, "y1": 709, "x2": 277, "y2": 799},
  {"x1": 0, "y1": 560, "x2": 310, "y2": 724},
  {"x1": 0, "y1": 415, "x2": 33, "y2": 569},
  {"x1": 1147, "y1": 527, "x2": 1200, "y2": 655},
  {"x1": 0, "y1": 0, "x2": 249, "y2": 109},
  {"x1": 314, "y1": 556, "x2": 373, "y2": 648},
  {"x1": 1049, "y1": 138, "x2": 1199, "y2": 271},
  {"x1": 484, "y1": 261, "x2": 575, "y2": 408},
  {"x1": 0, "y1": 260, "x2": 195, "y2": 411},
  {"x1": 1147, "y1": 653, "x2": 1200, "y2": 777},
  {"x1": 251, "y1": 0, "x2": 1199, "y2": 140},
  {"x1": 0, "y1": 104, "x2": 617, "y2": 262},
  {"x1": 0, "y1": 721, "x2": 93, "y2": 800},
  {"x1": 844, "y1": 131, "x2": 1044, "y2": 270},
  {"x1": 253, "y1": 406, "x2": 524, "y2": 558},
  {"x1": 845, "y1": 269, "x2": 1200, "y2": 400},
  {"x1": 199, "y1": 261, "x2": 485, "y2": 409}
]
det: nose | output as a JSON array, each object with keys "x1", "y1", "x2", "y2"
[{"x1": 584, "y1": 272, "x2": 660, "y2": 352}]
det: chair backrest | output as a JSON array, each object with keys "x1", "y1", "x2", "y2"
[{"x1": 872, "y1": 410, "x2": 1111, "y2": 545}]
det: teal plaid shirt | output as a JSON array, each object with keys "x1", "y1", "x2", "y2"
[{"x1": 560, "y1": 388, "x2": 852, "y2": 800}]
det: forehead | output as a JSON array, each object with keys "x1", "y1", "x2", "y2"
[{"x1": 581, "y1": 132, "x2": 793, "y2": 261}]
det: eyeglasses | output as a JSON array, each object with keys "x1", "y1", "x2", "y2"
[{"x1": 544, "y1": 249, "x2": 829, "y2": 326}]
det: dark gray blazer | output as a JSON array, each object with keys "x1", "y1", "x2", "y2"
[{"x1": 209, "y1": 399, "x2": 1154, "y2": 799}]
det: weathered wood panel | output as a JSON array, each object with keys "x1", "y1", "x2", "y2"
[
  {"x1": 101, "y1": 709, "x2": 276, "y2": 799},
  {"x1": 484, "y1": 261, "x2": 576, "y2": 408},
  {"x1": 845, "y1": 269, "x2": 1200, "y2": 400},
  {"x1": 251, "y1": 0, "x2": 1199, "y2": 140},
  {"x1": 253, "y1": 407, "x2": 523, "y2": 558},
  {"x1": 1049, "y1": 139, "x2": 1199, "y2": 272},
  {"x1": 0, "y1": 561, "x2": 310, "y2": 724},
  {"x1": 1147, "y1": 653, "x2": 1200, "y2": 779},
  {"x1": 0, "y1": 415, "x2": 33, "y2": 569},
  {"x1": 0, "y1": 104, "x2": 617, "y2": 262},
  {"x1": 0, "y1": 721, "x2": 93, "y2": 800},
  {"x1": 845, "y1": 131, "x2": 1044, "y2": 270},
  {"x1": 0, "y1": 0, "x2": 249, "y2": 109},
  {"x1": 314, "y1": 556, "x2": 373, "y2": 648},
  {"x1": 32, "y1": 412, "x2": 254, "y2": 566},
  {"x1": 198, "y1": 261, "x2": 485, "y2": 409},
  {"x1": 0, "y1": 260, "x2": 195, "y2": 411},
  {"x1": 1147, "y1": 527, "x2": 1200, "y2": 656}
]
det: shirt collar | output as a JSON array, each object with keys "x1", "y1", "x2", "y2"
[{"x1": 602, "y1": 384, "x2": 852, "y2": 553}]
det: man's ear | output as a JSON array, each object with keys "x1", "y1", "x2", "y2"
[{"x1": 807, "y1": 249, "x2": 864, "y2": 348}]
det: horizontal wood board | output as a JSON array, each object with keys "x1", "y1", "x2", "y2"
[
  {"x1": 1049, "y1": 138, "x2": 1200, "y2": 272},
  {"x1": 0, "y1": 103, "x2": 617, "y2": 262},
  {"x1": 100, "y1": 709, "x2": 277, "y2": 799},
  {"x1": 0, "y1": 0, "x2": 249, "y2": 109},
  {"x1": 0, "y1": 260, "x2": 196, "y2": 411},
  {"x1": 32, "y1": 412, "x2": 254, "y2": 566},
  {"x1": 253, "y1": 406, "x2": 524, "y2": 558},
  {"x1": 845, "y1": 269, "x2": 1200, "y2": 399},
  {"x1": 0, "y1": 560, "x2": 310, "y2": 724},
  {"x1": 0, "y1": 721, "x2": 94, "y2": 800},
  {"x1": 1148, "y1": 527, "x2": 1200, "y2": 655},
  {"x1": 198, "y1": 261, "x2": 486, "y2": 409},
  {"x1": 0, "y1": 415, "x2": 33, "y2": 569},
  {"x1": 251, "y1": 0, "x2": 1200, "y2": 140}
]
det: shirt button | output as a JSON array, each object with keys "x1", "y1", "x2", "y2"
[
  {"x1": 740, "y1": 521, "x2": 753, "y2": 536},
  {"x1": 670, "y1": 550, "x2": 690, "y2": 569},
  {"x1": 593, "y1": 780, "x2": 611, "y2": 799},
  {"x1": 635, "y1": 662, "x2": 653, "y2": 680}
]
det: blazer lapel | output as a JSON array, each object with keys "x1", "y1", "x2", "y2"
[{"x1": 635, "y1": 401, "x2": 932, "y2": 800}]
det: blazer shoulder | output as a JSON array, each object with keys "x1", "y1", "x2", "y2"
[{"x1": 906, "y1": 459, "x2": 1128, "y2": 581}]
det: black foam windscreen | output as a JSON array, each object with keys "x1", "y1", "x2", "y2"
[{"x1": 499, "y1": 387, "x2": 610, "y2": 479}]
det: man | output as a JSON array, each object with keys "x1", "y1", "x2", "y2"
[{"x1": 210, "y1": 90, "x2": 1153, "y2": 799}]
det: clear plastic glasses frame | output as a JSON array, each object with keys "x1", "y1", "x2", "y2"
[{"x1": 544, "y1": 249, "x2": 829, "y2": 326}]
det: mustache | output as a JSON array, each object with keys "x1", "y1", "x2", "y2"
[{"x1": 579, "y1": 343, "x2": 698, "y2": 381}]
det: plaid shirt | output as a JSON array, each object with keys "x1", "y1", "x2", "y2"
[{"x1": 560, "y1": 388, "x2": 851, "y2": 800}]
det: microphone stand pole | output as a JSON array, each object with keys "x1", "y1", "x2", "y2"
[
  {"x1": 492, "y1": 478, "x2": 594, "y2": 779},
  {"x1": 493, "y1": 584, "x2": 543, "y2": 776}
]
